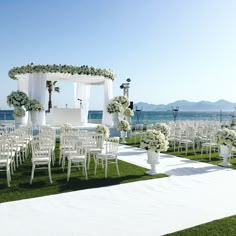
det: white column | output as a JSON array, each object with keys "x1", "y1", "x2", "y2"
[
  {"x1": 28, "y1": 73, "x2": 47, "y2": 126},
  {"x1": 102, "y1": 79, "x2": 113, "y2": 126}
]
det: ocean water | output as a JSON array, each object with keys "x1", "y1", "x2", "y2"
[{"x1": 1, "y1": 110, "x2": 232, "y2": 125}]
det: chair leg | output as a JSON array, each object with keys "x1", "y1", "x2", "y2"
[
  {"x1": 67, "y1": 161, "x2": 71, "y2": 182},
  {"x1": 11, "y1": 162, "x2": 14, "y2": 175},
  {"x1": 52, "y1": 151, "x2": 55, "y2": 166},
  {"x1": 62, "y1": 155, "x2": 66, "y2": 171},
  {"x1": 6, "y1": 166, "x2": 11, "y2": 187},
  {"x1": 116, "y1": 159, "x2": 120, "y2": 176},
  {"x1": 94, "y1": 158, "x2": 97, "y2": 176},
  {"x1": 209, "y1": 147, "x2": 212, "y2": 161},
  {"x1": 84, "y1": 163, "x2": 88, "y2": 180},
  {"x1": 59, "y1": 151, "x2": 62, "y2": 165},
  {"x1": 87, "y1": 154, "x2": 91, "y2": 170},
  {"x1": 193, "y1": 144, "x2": 196, "y2": 155},
  {"x1": 30, "y1": 164, "x2": 35, "y2": 184},
  {"x1": 48, "y1": 163, "x2": 52, "y2": 184},
  {"x1": 105, "y1": 159, "x2": 108, "y2": 178}
]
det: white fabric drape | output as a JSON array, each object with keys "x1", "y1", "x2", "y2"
[
  {"x1": 15, "y1": 73, "x2": 113, "y2": 127},
  {"x1": 17, "y1": 78, "x2": 29, "y2": 125},
  {"x1": 102, "y1": 79, "x2": 113, "y2": 126},
  {"x1": 74, "y1": 82, "x2": 91, "y2": 125},
  {"x1": 28, "y1": 73, "x2": 47, "y2": 126}
]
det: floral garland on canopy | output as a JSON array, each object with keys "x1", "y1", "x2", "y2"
[{"x1": 8, "y1": 64, "x2": 115, "y2": 80}]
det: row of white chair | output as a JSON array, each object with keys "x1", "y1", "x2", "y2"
[{"x1": 0, "y1": 126, "x2": 33, "y2": 186}]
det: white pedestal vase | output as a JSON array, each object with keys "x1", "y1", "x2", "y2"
[
  {"x1": 14, "y1": 116, "x2": 23, "y2": 129},
  {"x1": 120, "y1": 131, "x2": 127, "y2": 144},
  {"x1": 219, "y1": 145, "x2": 232, "y2": 167},
  {"x1": 146, "y1": 150, "x2": 160, "y2": 175},
  {"x1": 112, "y1": 113, "x2": 119, "y2": 128},
  {"x1": 31, "y1": 111, "x2": 38, "y2": 128}
]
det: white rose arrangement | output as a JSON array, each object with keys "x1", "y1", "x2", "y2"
[
  {"x1": 107, "y1": 101, "x2": 123, "y2": 114},
  {"x1": 140, "y1": 130, "x2": 169, "y2": 153},
  {"x1": 153, "y1": 123, "x2": 170, "y2": 138},
  {"x1": 7, "y1": 90, "x2": 29, "y2": 107},
  {"x1": 113, "y1": 96, "x2": 129, "y2": 108},
  {"x1": 215, "y1": 128, "x2": 236, "y2": 148},
  {"x1": 25, "y1": 99, "x2": 44, "y2": 112},
  {"x1": 107, "y1": 96, "x2": 131, "y2": 114},
  {"x1": 62, "y1": 122, "x2": 73, "y2": 131},
  {"x1": 96, "y1": 124, "x2": 110, "y2": 139},
  {"x1": 13, "y1": 106, "x2": 26, "y2": 118},
  {"x1": 117, "y1": 120, "x2": 131, "y2": 132},
  {"x1": 124, "y1": 108, "x2": 134, "y2": 117}
]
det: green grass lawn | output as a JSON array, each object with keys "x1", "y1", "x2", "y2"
[
  {"x1": 166, "y1": 215, "x2": 236, "y2": 236},
  {"x1": 126, "y1": 135, "x2": 236, "y2": 168},
  {"x1": 167, "y1": 147, "x2": 236, "y2": 169},
  {"x1": 0, "y1": 143, "x2": 167, "y2": 203}
]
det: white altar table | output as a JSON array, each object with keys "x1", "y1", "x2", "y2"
[{"x1": 46, "y1": 108, "x2": 81, "y2": 126}]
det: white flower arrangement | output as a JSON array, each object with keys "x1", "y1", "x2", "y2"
[
  {"x1": 117, "y1": 120, "x2": 131, "y2": 132},
  {"x1": 13, "y1": 106, "x2": 26, "y2": 117},
  {"x1": 25, "y1": 99, "x2": 44, "y2": 112},
  {"x1": 7, "y1": 90, "x2": 29, "y2": 107},
  {"x1": 215, "y1": 128, "x2": 236, "y2": 148},
  {"x1": 63, "y1": 122, "x2": 72, "y2": 129},
  {"x1": 124, "y1": 108, "x2": 134, "y2": 117},
  {"x1": 153, "y1": 123, "x2": 170, "y2": 138},
  {"x1": 113, "y1": 96, "x2": 129, "y2": 108},
  {"x1": 107, "y1": 101, "x2": 123, "y2": 114},
  {"x1": 96, "y1": 124, "x2": 110, "y2": 139},
  {"x1": 140, "y1": 130, "x2": 169, "y2": 152}
]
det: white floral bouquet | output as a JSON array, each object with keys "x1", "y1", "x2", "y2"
[
  {"x1": 62, "y1": 122, "x2": 73, "y2": 131},
  {"x1": 113, "y1": 96, "x2": 129, "y2": 108},
  {"x1": 96, "y1": 124, "x2": 110, "y2": 139},
  {"x1": 124, "y1": 108, "x2": 134, "y2": 117},
  {"x1": 25, "y1": 99, "x2": 44, "y2": 112},
  {"x1": 7, "y1": 90, "x2": 29, "y2": 107},
  {"x1": 117, "y1": 120, "x2": 131, "y2": 132},
  {"x1": 13, "y1": 106, "x2": 26, "y2": 117},
  {"x1": 153, "y1": 123, "x2": 170, "y2": 138},
  {"x1": 140, "y1": 130, "x2": 169, "y2": 152},
  {"x1": 215, "y1": 128, "x2": 236, "y2": 148},
  {"x1": 107, "y1": 101, "x2": 123, "y2": 114}
]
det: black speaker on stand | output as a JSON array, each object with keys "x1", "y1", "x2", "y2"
[{"x1": 129, "y1": 101, "x2": 133, "y2": 110}]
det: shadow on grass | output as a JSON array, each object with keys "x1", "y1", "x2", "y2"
[{"x1": 57, "y1": 173, "x2": 152, "y2": 191}]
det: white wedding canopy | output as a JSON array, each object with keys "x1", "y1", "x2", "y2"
[{"x1": 15, "y1": 72, "x2": 113, "y2": 126}]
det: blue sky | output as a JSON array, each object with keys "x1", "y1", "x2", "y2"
[{"x1": 0, "y1": 0, "x2": 235, "y2": 110}]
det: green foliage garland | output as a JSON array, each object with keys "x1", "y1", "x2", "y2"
[{"x1": 8, "y1": 64, "x2": 115, "y2": 80}]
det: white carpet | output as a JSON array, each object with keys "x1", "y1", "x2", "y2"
[{"x1": 1, "y1": 145, "x2": 236, "y2": 236}]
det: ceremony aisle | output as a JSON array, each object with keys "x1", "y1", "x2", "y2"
[{"x1": 0, "y1": 144, "x2": 236, "y2": 235}]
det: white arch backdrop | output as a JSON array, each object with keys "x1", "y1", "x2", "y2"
[{"x1": 15, "y1": 72, "x2": 113, "y2": 127}]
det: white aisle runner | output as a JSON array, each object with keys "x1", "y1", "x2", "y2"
[{"x1": 0, "y1": 145, "x2": 236, "y2": 236}]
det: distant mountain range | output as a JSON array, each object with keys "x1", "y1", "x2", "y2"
[{"x1": 134, "y1": 100, "x2": 236, "y2": 111}]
